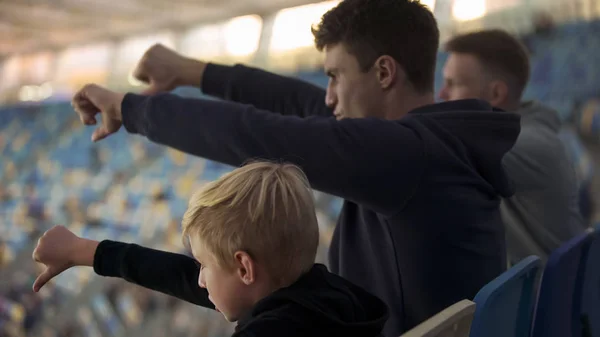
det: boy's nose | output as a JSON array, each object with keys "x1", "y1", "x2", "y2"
[{"x1": 198, "y1": 270, "x2": 206, "y2": 288}]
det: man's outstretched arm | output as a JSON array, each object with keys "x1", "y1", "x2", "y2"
[
  {"x1": 74, "y1": 84, "x2": 425, "y2": 215},
  {"x1": 118, "y1": 93, "x2": 425, "y2": 216},
  {"x1": 201, "y1": 63, "x2": 332, "y2": 118},
  {"x1": 33, "y1": 226, "x2": 212, "y2": 308},
  {"x1": 134, "y1": 44, "x2": 331, "y2": 118}
]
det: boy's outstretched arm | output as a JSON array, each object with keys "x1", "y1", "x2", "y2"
[{"x1": 33, "y1": 226, "x2": 213, "y2": 309}]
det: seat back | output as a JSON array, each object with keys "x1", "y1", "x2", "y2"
[
  {"x1": 532, "y1": 231, "x2": 595, "y2": 337},
  {"x1": 401, "y1": 300, "x2": 476, "y2": 337},
  {"x1": 582, "y1": 225, "x2": 600, "y2": 337},
  {"x1": 469, "y1": 256, "x2": 542, "y2": 337}
]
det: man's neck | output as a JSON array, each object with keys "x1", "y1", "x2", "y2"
[{"x1": 383, "y1": 92, "x2": 435, "y2": 120}]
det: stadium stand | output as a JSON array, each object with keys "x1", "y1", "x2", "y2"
[{"x1": 2, "y1": 2, "x2": 600, "y2": 336}]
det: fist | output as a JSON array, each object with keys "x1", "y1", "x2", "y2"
[
  {"x1": 32, "y1": 226, "x2": 84, "y2": 292},
  {"x1": 72, "y1": 84, "x2": 125, "y2": 142},
  {"x1": 133, "y1": 44, "x2": 206, "y2": 95}
]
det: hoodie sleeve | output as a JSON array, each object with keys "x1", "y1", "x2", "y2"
[
  {"x1": 121, "y1": 93, "x2": 425, "y2": 216},
  {"x1": 93, "y1": 240, "x2": 214, "y2": 309},
  {"x1": 201, "y1": 64, "x2": 332, "y2": 118}
]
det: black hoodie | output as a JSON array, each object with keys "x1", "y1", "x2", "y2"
[
  {"x1": 93, "y1": 241, "x2": 388, "y2": 337},
  {"x1": 110, "y1": 64, "x2": 520, "y2": 336}
]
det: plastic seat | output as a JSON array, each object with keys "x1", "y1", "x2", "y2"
[
  {"x1": 401, "y1": 300, "x2": 476, "y2": 337},
  {"x1": 469, "y1": 256, "x2": 542, "y2": 337},
  {"x1": 532, "y1": 231, "x2": 595, "y2": 337}
]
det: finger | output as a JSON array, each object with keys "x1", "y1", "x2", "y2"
[
  {"x1": 73, "y1": 106, "x2": 97, "y2": 126},
  {"x1": 92, "y1": 127, "x2": 111, "y2": 142},
  {"x1": 33, "y1": 267, "x2": 56, "y2": 292},
  {"x1": 32, "y1": 247, "x2": 40, "y2": 262},
  {"x1": 72, "y1": 90, "x2": 99, "y2": 125},
  {"x1": 74, "y1": 101, "x2": 98, "y2": 125}
]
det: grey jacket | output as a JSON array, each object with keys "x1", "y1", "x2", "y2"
[{"x1": 502, "y1": 101, "x2": 587, "y2": 264}]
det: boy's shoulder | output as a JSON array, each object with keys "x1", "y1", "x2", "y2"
[
  {"x1": 233, "y1": 264, "x2": 387, "y2": 337},
  {"x1": 232, "y1": 311, "x2": 312, "y2": 337}
]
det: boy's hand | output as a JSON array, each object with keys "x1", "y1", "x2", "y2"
[
  {"x1": 32, "y1": 225, "x2": 99, "y2": 292},
  {"x1": 72, "y1": 84, "x2": 125, "y2": 142}
]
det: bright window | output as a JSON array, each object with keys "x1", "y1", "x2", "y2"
[
  {"x1": 114, "y1": 32, "x2": 176, "y2": 84},
  {"x1": 0, "y1": 56, "x2": 22, "y2": 90},
  {"x1": 180, "y1": 24, "x2": 224, "y2": 59},
  {"x1": 20, "y1": 52, "x2": 53, "y2": 84},
  {"x1": 452, "y1": 0, "x2": 487, "y2": 21},
  {"x1": 181, "y1": 15, "x2": 262, "y2": 59},
  {"x1": 55, "y1": 42, "x2": 113, "y2": 89},
  {"x1": 224, "y1": 15, "x2": 263, "y2": 57},
  {"x1": 269, "y1": 1, "x2": 340, "y2": 53},
  {"x1": 421, "y1": 0, "x2": 436, "y2": 11}
]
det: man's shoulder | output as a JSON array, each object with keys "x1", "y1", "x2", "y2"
[{"x1": 512, "y1": 123, "x2": 567, "y2": 159}]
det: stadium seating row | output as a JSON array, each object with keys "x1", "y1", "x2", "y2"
[{"x1": 403, "y1": 223, "x2": 600, "y2": 337}]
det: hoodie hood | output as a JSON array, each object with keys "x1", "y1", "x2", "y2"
[
  {"x1": 517, "y1": 100, "x2": 561, "y2": 132},
  {"x1": 236, "y1": 264, "x2": 388, "y2": 337},
  {"x1": 411, "y1": 99, "x2": 521, "y2": 197}
]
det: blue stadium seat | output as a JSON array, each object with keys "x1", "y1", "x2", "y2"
[
  {"x1": 581, "y1": 224, "x2": 600, "y2": 337},
  {"x1": 469, "y1": 256, "x2": 541, "y2": 337},
  {"x1": 532, "y1": 230, "x2": 595, "y2": 337}
]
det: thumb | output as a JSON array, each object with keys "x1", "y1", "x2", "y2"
[
  {"x1": 33, "y1": 266, "x2": 58, "y2": 292},
  {"x1": 140, "y1": 82, "x2": 162, "y2": 96},
  {"x1": 92, "y1": 126, "x2": 111, "y2": 142}
]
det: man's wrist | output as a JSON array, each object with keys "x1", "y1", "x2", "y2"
[
  {"x1": 176, "y1": 57, "x2": 207, "y2": 89},
  {"x1": 114, "y1": 93, "x2": 126, "y2": 122},
  {"x1": 73, "y1": 238, "x2": 100, "y2": 267}
]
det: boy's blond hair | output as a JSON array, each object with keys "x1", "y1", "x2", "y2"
[{"x1": 182, "y1": 161, "x2": 319, "y2": 286}]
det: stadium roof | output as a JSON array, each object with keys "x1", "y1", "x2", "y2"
[{"x1": 0, "y1": 0, "x2": 321, "y2": 58}]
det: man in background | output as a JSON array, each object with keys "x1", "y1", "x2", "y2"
[{"x1": 439, "y1": 29, "x2": 587, "y2": 264}]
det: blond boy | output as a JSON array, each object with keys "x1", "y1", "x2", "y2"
[{"x1": 33, "y1": 162, "x2": 388, "y2": 336}]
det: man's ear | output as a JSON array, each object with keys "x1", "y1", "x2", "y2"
[
  {"x1": 489, "y1": 80, "x2": 510, "y2": 109},
  {"x1": 374, "y1": 55, "x2": 400, "y2": 89},
  {"x1": 234, "y1": 251, "x2": 256, "y2": 285}
]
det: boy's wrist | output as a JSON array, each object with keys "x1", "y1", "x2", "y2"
[{"x1": 72, "y1": 238, "x2": 100, "y2": 267}]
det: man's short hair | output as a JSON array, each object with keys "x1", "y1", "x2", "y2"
[
  {"x1": 181, "y1": 161, "x2": 319, "y2": 286},
  {"x1": 311, "y1": 0, "x2": 439, "y2": 94},
  {"x1": 445, "y1": 29, "x2": 531, "y2": 101}
]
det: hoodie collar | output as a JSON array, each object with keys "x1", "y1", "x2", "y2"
[{"x1": 409, "y1": 99, "x2": 498, "y2": 115}]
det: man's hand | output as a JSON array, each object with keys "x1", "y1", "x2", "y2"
[
  {"x1": 72, "y1": 84, "x2": 125, "y2": 142},
  {"x1": 32, "y1": 225, "x2": 99, "y2": 292},
  {"x1": 133, "y1": 44, "x2": 207, "y2": 95}
]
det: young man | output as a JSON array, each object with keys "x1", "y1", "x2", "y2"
[
  {"x1": 439, "y1": 29, "x2": 587, "y2": 264},
  {"x1": 32, "y1": 162, "x2": 389, "y2": 337},
  {"x1": 70, "y1": 1, "x2": 520, "y2": 335}
]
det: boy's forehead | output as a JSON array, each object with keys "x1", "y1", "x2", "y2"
[
  {"x1": 188, "y1": 236, "x2": 210, "y2": 260},
  {"x1": 187, "y1": 235, "x2": 200, "y2": 257}
]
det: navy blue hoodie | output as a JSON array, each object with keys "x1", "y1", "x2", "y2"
[
  {"x1": 112, "y1": 64, "x2": 520, "y2": 336},
  {"x1": 94, "y1": 241, "x2": 389, "y2": 337}
]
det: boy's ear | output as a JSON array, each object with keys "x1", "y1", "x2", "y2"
[{"x1": 235, "y1": 251, "x2": 256, "y2": 285}]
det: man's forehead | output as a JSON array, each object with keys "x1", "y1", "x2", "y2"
[
  {"x1": 445, "y1": 53, "x2": 483, "y2": 78},
  {"x1": 323, "y1": 44, "x2": 358, "y2": 71}
]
